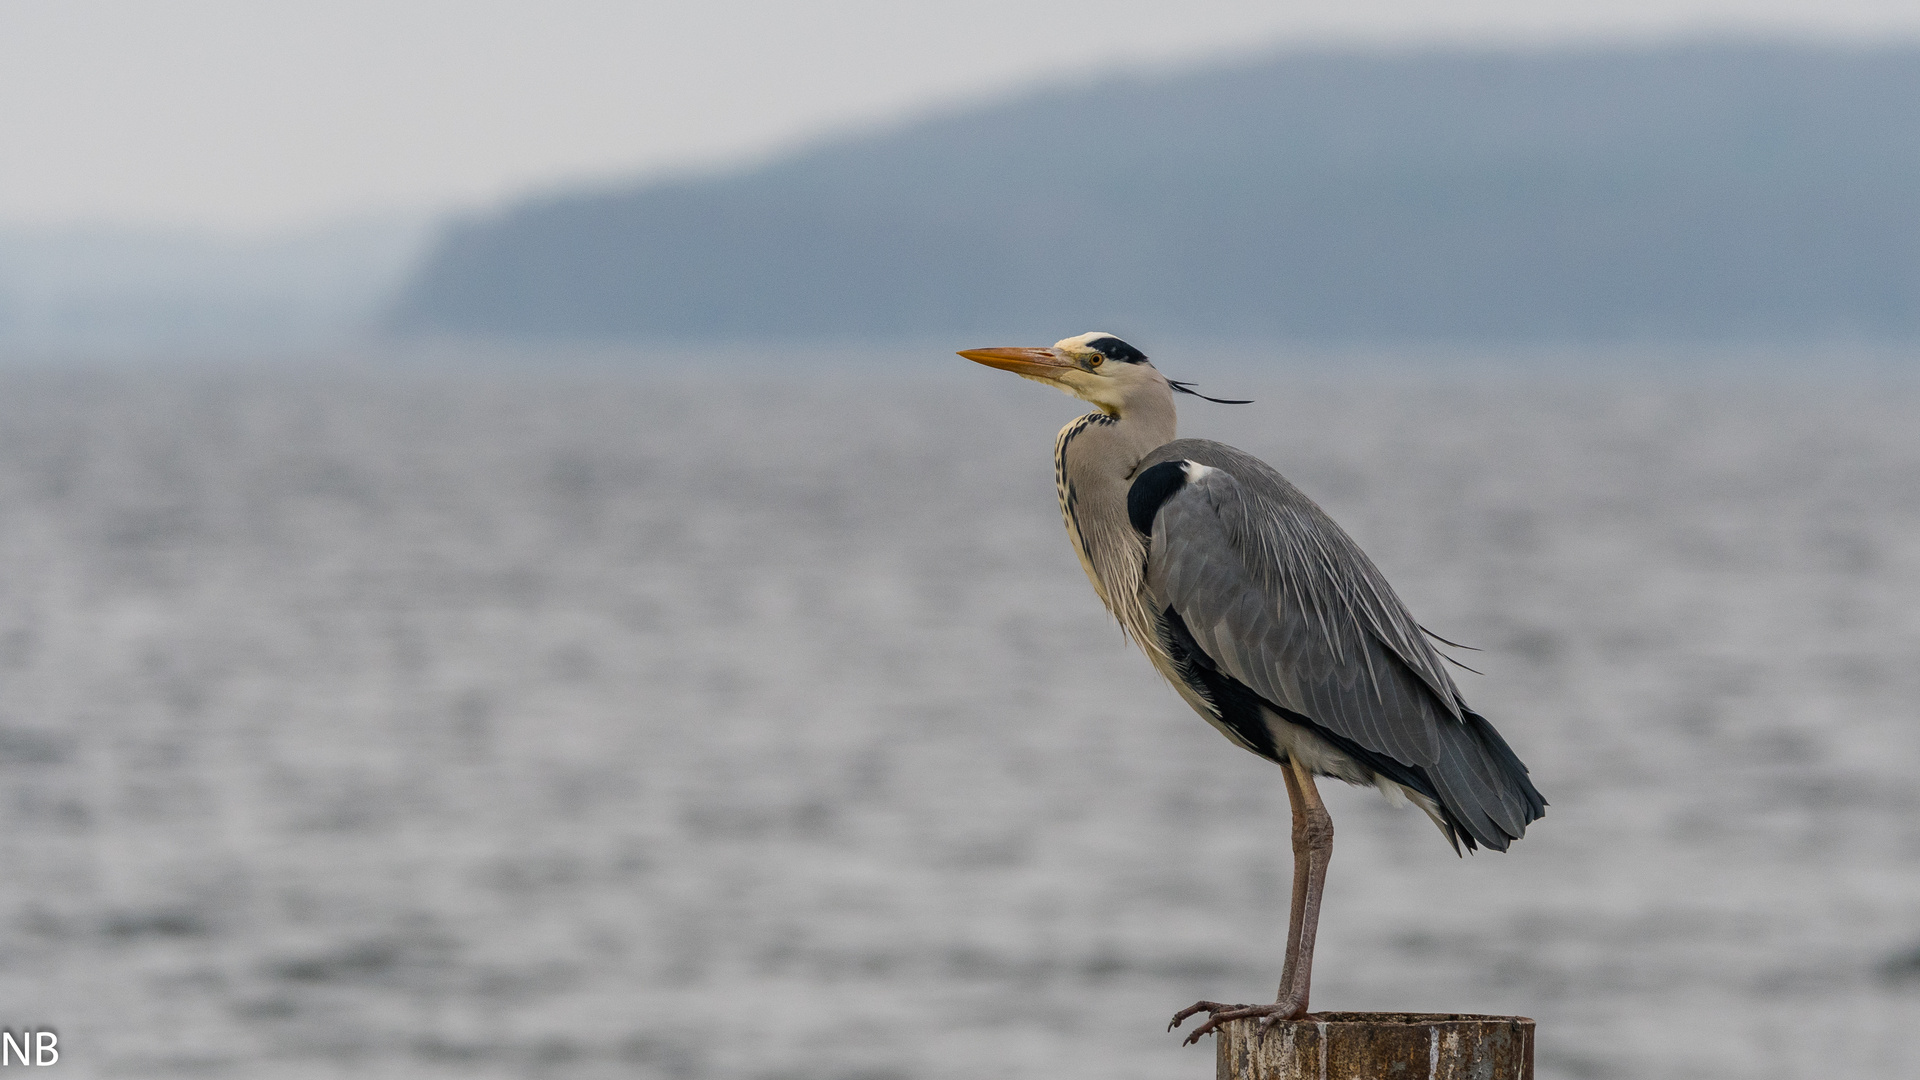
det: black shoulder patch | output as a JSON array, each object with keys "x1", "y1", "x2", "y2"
[
  {"x1": 1087, "y1": 336, "x2": 1149, "y2": 364},
  {"x1": 1128, "y1": 460, "x2": 1189, "y2": 536}
]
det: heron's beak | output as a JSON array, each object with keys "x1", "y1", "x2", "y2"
[{"x1": 958, "y1": 346, "x2": 1075, "y2": 380}]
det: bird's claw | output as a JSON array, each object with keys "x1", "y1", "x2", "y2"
[
  {"x1": 1167, "y1": 1001, "x2": 1229, "y2": 1032},
  {"x1": 1168, "y1": 998, "x2": 1308, "y2": 1046}
]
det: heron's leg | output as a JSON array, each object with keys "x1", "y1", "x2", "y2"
[
  {"x1": 1277, "y1": 754, "x2": 1333, "y2": 1010},
  {"x1": 1170, "y1": 756, "x2": 1334, "y2": 1045}
]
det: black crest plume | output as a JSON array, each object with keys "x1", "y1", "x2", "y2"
[{"x1": 1168, "y1": 380, "x2": 1253, "y2": 405}]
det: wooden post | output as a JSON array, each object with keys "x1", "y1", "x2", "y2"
[{"x1": 1215, "y1": 1012, "x2": 1534, "y2": 1080}]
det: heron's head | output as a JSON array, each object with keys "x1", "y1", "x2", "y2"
[{"x1": 958, "y1": 332, "x2": 1167, "y2": 414}]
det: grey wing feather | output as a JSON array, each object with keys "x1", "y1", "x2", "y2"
[{"x1": 1139, "y1": 439, "x2": 1543, "y2": 849}]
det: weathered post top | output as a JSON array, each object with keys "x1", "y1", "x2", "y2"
[{"x1": 1215, "y1": 1012, "x2": 1534, "y2": 1080}]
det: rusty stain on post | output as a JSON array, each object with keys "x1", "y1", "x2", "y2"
[{"x1": 1214, "y1": 1012, "x2": 1534, "y2": 1080}]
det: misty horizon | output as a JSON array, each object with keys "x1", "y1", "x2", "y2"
[{"x1": 9, "y1": 37, "x2": 1920, "y2": 353}]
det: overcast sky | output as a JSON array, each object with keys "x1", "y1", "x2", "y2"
[{"x1": 5, "y1": 0, "x2": 1919, "y2": 234}]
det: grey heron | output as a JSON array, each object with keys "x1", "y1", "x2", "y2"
[{"x1": 959, "y1": 333, "x2": 1545, "y2": 1043}]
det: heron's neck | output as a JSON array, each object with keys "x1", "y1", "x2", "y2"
[
  {"x1": 1053, "y1": 392, "x2": 1176, "y2": 636},
  {"x1": 1080, "y1": 390, "x2": 1178, "y2": 480}
]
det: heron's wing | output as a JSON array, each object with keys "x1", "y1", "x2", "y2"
[
  {"x1": 1146, "y1": 464, "x2": 1447, "y2": 764},
  {"x1": 1140, "y1": 441, "x2": 1542, "y2": 847}
]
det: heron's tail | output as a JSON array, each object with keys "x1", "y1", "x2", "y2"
[{"x1": 1425, "y1": 710, "x2": 1547, "y2": 854}]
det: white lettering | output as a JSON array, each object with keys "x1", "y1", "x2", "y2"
[
  {"x1": 0, "y1": 1031, "x2": 24, "y2": 1066},
  {"x1": 33, "y1": 1032, "x2": 54, "y2": 1066}
]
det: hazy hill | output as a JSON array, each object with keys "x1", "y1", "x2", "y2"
[
  {"x1": 0, "y1": 215, "x2": 433, "y2": 355},
  {"x1": 391, "y1": 42, "x2": 1920, "y2": 343}
]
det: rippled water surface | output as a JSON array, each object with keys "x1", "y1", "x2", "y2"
[{"x1": 0, "y1": 355, "x2": 1917, "y2": 1078}]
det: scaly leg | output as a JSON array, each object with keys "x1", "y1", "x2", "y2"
[{"x1": 1170, "y1": 756, "x2": 1334, "y2": 1045}]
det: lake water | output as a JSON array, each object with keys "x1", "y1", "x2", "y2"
[{"x1": 0, "y1": 352, "x2": 1916, "y2": 1078}]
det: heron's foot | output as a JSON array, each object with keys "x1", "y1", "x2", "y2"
[{"x1": 1167, "y1": 997, "x2": 1307, "y2": 1046}]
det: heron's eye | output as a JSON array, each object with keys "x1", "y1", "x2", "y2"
[{"x1": 1087, "y1": 354, "x2": 1104, "y2": 369}]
